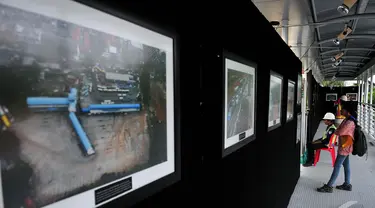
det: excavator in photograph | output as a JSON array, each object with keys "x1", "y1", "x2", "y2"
[{"x1": 0, "y1": 104, "x2": 14, "y2": 132}]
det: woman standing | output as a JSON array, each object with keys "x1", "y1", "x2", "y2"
[{"x1": 317, "y1": 103, "x2": 356, "y2": 193}]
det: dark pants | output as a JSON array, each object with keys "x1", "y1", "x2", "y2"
[{"x1": 306, "y1": 141, "x2": 327, "y2": 163}]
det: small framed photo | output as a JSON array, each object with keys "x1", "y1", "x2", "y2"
[
  {"x1": 223, "y1": 53, "x2": 257, "y2": 157},
  {"x1": 346, "y1": 93, "x2": 358, "y2": 101},
  {"x1": 268, "y1": 72, "x2": 283, "y2": 130},
  {"x1": 287, "y1": 80, "x2": 295, "y2": 121},
  {"x1": 326, "y1": 93, "x2": 337, "y2": 101}
]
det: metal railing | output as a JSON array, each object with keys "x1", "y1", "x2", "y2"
[{"x1": 358, "y1": 102, "x2": 375, "y2": 141}]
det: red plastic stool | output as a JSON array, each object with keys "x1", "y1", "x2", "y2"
[{"x1": 313, "y1": 135, "x2": 337, "y2": 167}]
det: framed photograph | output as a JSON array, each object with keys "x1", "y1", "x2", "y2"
[
  {"x1": 287, "y1": 80, "x2": 295, "y2": 121},
  {"x1": 346, "y1": 93, "x2": 358, "y2": 101},
  {"x1": 297, "y1": 74, "x2": 302, "y2": 105},
  {"x1": 296, "y1": 113, "x2": 301, "y2": 144},
  {"x1": 0, "y1": 1, "x2": 178, "y2": 208},
  {"x1": 223, "y1": 55, "x2": 256, "y2": 156},
  {"x1": 326, "y1": 93, "x2": 338, "y2": 101},
  {"x1": 268, "y1": 72, "x2": 283, "y2": 130}
]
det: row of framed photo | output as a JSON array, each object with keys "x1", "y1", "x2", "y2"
[
  {"x1": 326, "y1": 93, "x2": 358, "y2": 101},
  {"x1": 222, "y1": 55, "x2": 302, "y2": 156}
]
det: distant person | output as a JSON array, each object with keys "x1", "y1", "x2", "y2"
[
  {"x1": 334, "y1": 95, "x2": 348, "y2": 120},
  {"x1": 303, "y1": 113, "x2": 336, "y2": 167},
  {"x1": 317, "y1": 104, "x2": 355, "y2": 193}
]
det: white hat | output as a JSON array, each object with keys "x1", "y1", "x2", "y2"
[
  {"x1": 340, "y1": 95, "x2": 348, "y2": 101},
  {"x1": 322, "y1": 113, "x2": 335, "y2": 120}
]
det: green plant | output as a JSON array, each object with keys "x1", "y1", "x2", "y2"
[{"x1": 322, "y1": 80, "x2": 345, "y2": 87}]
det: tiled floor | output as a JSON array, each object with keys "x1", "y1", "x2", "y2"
[{"x1": 288, "y1": 122, "x2": 375, "y2": 208}]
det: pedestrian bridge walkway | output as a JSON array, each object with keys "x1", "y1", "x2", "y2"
[{"x1": 288, "y1": 121, "x2": 375, "y2": 208}]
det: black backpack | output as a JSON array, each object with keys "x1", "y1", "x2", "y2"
[{"x1": 350, "y1": 117, "x2": 368, "y2": 157}]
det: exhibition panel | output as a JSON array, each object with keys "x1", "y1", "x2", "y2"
[
  {"x1": 0, "y1": 0, "x2": 179, "y2": 208},
  {"x1": 223, "y1": 56, "x2": 256, "y2": 153},
  {"x1": 268, "y1": 72, "x2": 283, "y2": 130},
  {"x1": 287, "y1": 80, "x2": 295, "y2": 121},
  {"x1": 326, "y1": 93, "x2": 338, "y2": 101}
]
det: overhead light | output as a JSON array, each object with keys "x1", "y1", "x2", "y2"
[
  {"x1": 332, "y1": 59, "x2": 343, "y2": 67},
  {"x1": 333, "y1": 59, "x2": 343, "y2": 67},
  {"x1": 332, "y1": 25, "x2": 352, "y2": 45},
  {"x1": 270, "y1": 21, "x2": 280, "y2": 26},
  {"x1": 333, "y1": 38, "x2": 340, "y2": 45},
  {"x1": 331, "y1": 52, "x2": 344, "y2": 61},
  {"x1": 337, "y1": 0, "x2": 358, "y2": 15},
  {"x1": 270, "y1": 21, "x2": 280, "y2": 30}
]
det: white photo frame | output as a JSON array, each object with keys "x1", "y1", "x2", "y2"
[
  {"x1": 326, "y1": 93, "x2": 338, "y2": 101},
  {"x1": 268, "y1": 72, "x2": 283, "y2": 129},
  {"x1": 287, "y1": 80, "x2": 295, "y2": 121},
  {"x1": 0, "y1": 1, "x2": 175, "y2": 208},
  {"x1": 224, "y1": 58, "x2": 256, "y2": 150},
  {"x1": 297, "y1": 74, "x2": 302, "y2": 105}
]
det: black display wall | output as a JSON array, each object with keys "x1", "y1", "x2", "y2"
[
  {"x1": 306, "y1": 72, "x2": 322, "y2": 144},
  {"x1": 319, "y1": 86, "x2": 359, "y2": 115},
  {"x1": 199, "y1": 3, "x2": 302, "y2": 208},
  {"x1": 74, "y1": 1, "x2": 301, "y2": 207}
]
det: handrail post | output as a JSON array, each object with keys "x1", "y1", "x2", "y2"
[
  {"x1": 362, "y1": 74, "x2": 365, "y2": 126},
  {"x1": 358, "y1": 76, "x2": 361, "y2": 125},
  {"x1": 369, "y1": 68, "x2": 373, "y2": 135}
]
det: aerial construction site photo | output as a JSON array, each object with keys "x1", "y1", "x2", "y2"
[
  {"x1": 0, "y1": 2, "x2": 168, "y2": 207},
  {"x1": 226, "y1": 68, "x2": 254, "y2": 139}
]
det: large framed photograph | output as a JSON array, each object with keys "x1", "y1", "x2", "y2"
[
  {"x1": 0, "y1": 1, "x2": 178, "y2": 208},
  {"x1": 223, "y1": 56, "x2": 256, "y2": 156},
  {"x1": 296, "y1": 113, "x2": 301, "y2": 144},
  {"x1": 287, "y1": 80, "x2": 295, "y2": 121},
  {"x1": 326, "y1": 93, "x2": 338, "y2": 101},
  {"x1": 297, "y1": 74, "x2": 302, "y2": 105},
  {"x1": 346, "y1": 93, "x2": 358, "y2": 101},
  {"x1": 268, "y1": 72, "x2": 283, "y2": 130}
]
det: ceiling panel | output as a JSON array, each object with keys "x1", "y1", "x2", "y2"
[
  {"x1": 316, "y1": 7, "x2": 357, "y2": 21},
  {"x1": 347, "y1": 39, "x2": 375, "y2": 46},
  {"x1": 313, "y1": 0, "x2": 358, "y2": 15},
  {"x1": 319, "y1": 23, "x2": 346, "y2": 40},
  {"x1": 253, "y1": 0, "x2": 316, "y2": 72},
  {"x1": 355, "y1": 19, "x2": 375, "y2": 32},
  {"x1": 364, "y1": 2, "x2": 375, "y2": 12}
]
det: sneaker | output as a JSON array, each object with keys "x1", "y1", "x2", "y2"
[
  {"x1": 303, "y1": 162, "x2": 313, "y2": 167},
  {"x1": 336, "y1": 184, "x2": 352, "y2": 191},
  {"x1": 317, "y1": 184, "x2": 333, "y2": 193}
]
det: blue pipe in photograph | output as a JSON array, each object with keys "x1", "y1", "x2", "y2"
[
  {"x1": 69, "y1": 112, "x2": 95, "y2": 156},
  {"x1": 87, "y1": 103, "x2": 141, "y2": 110},
  {"x1": 27, "y1": 97, "x2": 70, "y2": 106}
]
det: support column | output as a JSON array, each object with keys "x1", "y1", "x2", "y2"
[
  {"x1": 358, "y1": 77, "x2": 361, "y2": 122},
  {"x1": 370, "y1": 67, "x2": 373, "y2": 105},
  {"x1": 282, "y1": 19, "x2": 289, "y2": 45},
  {"x1": 297, "y1": 43, "x2": 302, "y2": 59},
  {"x1": 361, "y1": 74, "x2": 365, "y2": 125},
  {"x1": 365, "y1": 70, "x2": 369, "y2": 103},
  {"x1": 364, "y1": 72, "x2": 369, "y2": 131}
]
